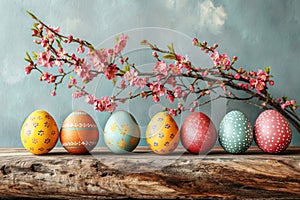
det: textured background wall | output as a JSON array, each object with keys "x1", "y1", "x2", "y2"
[{"x1": 0, "y1": 0, "x2": 299, "y2": 147}]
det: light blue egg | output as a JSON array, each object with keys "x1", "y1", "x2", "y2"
[
  {"x1": 104, "y1": 110, "x2": 140, "y2": 154},
  {"x1": 219, "y1": 110, "x2": 253, "y2": 154}
]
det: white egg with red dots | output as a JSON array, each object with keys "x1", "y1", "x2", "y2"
[{"x1": 254, "y1": 110, "x2": 292, "y2": 153}]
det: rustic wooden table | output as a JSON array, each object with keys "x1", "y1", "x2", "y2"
[{"x1": 0, "y1": 146, "x2": 299, "y2": 199}]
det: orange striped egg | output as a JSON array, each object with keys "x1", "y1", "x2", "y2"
[{"x1": 60, "y1": 110, "x2": 99, "y2": 154}]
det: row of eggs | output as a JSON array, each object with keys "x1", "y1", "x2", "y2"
[{"x1": 21, "y1": 109, "x2": 292, "y2": 155}]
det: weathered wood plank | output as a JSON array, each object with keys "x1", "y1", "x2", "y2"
[{"x1": 0, "y1": 146, "x2": 299, "y2": 199}]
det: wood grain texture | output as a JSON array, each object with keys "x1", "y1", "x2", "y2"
[{"x1": 0, "y1": 146, "x2": 299, "y2": 199}]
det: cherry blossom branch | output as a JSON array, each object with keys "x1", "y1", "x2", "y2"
[{"x1": 23, "y1": 11, "x2": 300, "y2": 134}]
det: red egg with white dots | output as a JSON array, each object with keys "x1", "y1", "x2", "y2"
[
  {"x1": 254, "y1": 110, "x2": 292, "y2": 153},
  {"x1": 181, "y1": 112, "x2": 217, "y2": 154}
]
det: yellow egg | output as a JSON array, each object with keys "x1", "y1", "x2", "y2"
[
  {"x1": 21, "y1": 110, "x2": 59, "y2": 155},
  {"x1": 146, "y1": 112, "x2": 180, "y2": 155}
]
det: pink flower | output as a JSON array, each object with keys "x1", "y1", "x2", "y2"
[
  {"x1": 37, "y1": 51, "x2": 52, "y2": 68},
  {"x1": 124, "y1": 69, "x2": 138, "y2": 86},
  {"x1": 149, "y1": 82, "x2": 166, "y2": 96},
  {"x1": 167, "y1": 108, "x2": 178, "y2": 116},
  {"x1": 51, "y1": 90, "x2": 56, "y2": 96},
  {"x1": 210, "y1": 50, "x2": 221, "y2": 66},
  {"x1": 291, "y1": 100, "x2": 296, "y2": 105},
  {"x1": 72, "y1": 91, "x2": 85, "y2": 98},
  {"x1": 114, "y1": 34, "x2": 128, "y2": 55},
  {"x1": 76, "y1": 45, "x2": 85, "y2": 54},
  {"x1": 120, "y1": 79, "x2": 126, "y2": 89},
  {"x1": 255, "y1": 80, "x2": 266, "y2": 91},
  {"x1": 169, "y1": 63, "x2": 182, "y2": 75},
  {"x1": 67, "y1": 35, "x2": 73, "y2": 43},
  {"x1": 189, "y1": 85, "x2": 194, "y2": 92},
  {"x1": 192, "y1": 38, "x2": 198, "y2": 46},
  {"x1": 152, "y1": 51, "x2": 158, "y2": 57},
  {"x1": 56, "y1": 48, "x2": 67, "y2": 59},
  {"x1": 88, "y1": 49, "x2": 109, "y2": 70},
  {"x1": 103, "y1": 64, "x2": 118, "y2": 80},
  {"x1": 25, "y1": 65, "x2": 33, "y2": 74},
  {"x1": 234, "y1": 73, "x2": 240, "y2": 80},
  {"x1": 86, "y1": 94, "x2": 96, "y2": 105},
  {"x1": 269, "y1": 80, "x2": 274, "y2": 86},
  {"x1": 257, "y1": 69, "x2": 269, "y2": 81},
  {"x1": 152, "y1": 94, "x2": 160, "y2": 103},
  {"x1": 135, "y1": 78, "x2": 147, "y2": 89},
  {"x1": 94, "y1": 96, "x2": 117, "y2": 112},
  {"x1": 166, "y1": 92, "x2": 175, "y2": 103},
  {"x1": 281, "y1": 104, "x2": 287, "y2": 110},
  {"x1": 153, "y1": 61, "x2": 169, "y2": 76},
  {"x1": 173, "y1": 86, "x2": 182, "y2": 98},
  {"x1": 41, "y1": 38, "x2": 48, "y2": 48}
]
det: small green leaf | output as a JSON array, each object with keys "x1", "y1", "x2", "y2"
[
  {"x1": 24, "y1": 58, "x2": 31, "y2": 62},
  {"x1": 124, "y1": 65, "x2": 130, "y2": 72},
  {"x1": 26, "y1": 10, "x2": 38, "y2": 20},
  {"x1": 162, "y1": 54, "x2": 176, "y2": 60},
  {"x1": 33, "y1": 22, "x2": 39, "y2": 28},
  {"x1": 264, "y1": 66, "x2": 271, "y2": 74},
  {"x1": 167, "y1": 43, "x2": 175, "y2": 53},
  {"x1": 112, "y1": 77, "x2": 117, "y2": 86},
  {"x1": 32, "y1": 51, "x2": 38, "y2": 60},
  {"x1": 56, "y1": 39, "x2": 62, "y2": 49}
]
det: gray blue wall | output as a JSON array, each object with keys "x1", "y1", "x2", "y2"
[{"x1": 1, "y1": 0, "x2": 299, "y2": 147}]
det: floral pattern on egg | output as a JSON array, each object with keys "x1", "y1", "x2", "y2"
[
  {"x1": 104, "y1": 110, "x2": 140, "y2": 154},
  {"x1": 146, "y1": 112, "x2": 180, "y2": 155},
  {"x1": 21, "y1": 110, "x2": 59, "y2": 155}
]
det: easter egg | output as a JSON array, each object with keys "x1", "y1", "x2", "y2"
[
  {"x1": 21, "y1": 110, "x2": 59, "y2": 155},
  {"x1": 104, "y1": 110, "x2": 140, "y2": 154},
  {"x1": 181, "y1": 112, "x2": 217, "y2": 154},
  {"x1": 218, "y1": 110, "x2": 253, "y2": 154},
  {"x1": 60, "y1": 110, "x2": 99, "y2": 154},
  {"x1": 254, "y1": 110, "x2": 292, "y2": 153},
  {"x1": 146, "y1": 112, "x2": 180, "y2": 155}
]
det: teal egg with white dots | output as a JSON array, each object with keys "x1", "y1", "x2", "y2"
[{"x1": 218, "y1": 110, "x2": 253, "y2": 154}]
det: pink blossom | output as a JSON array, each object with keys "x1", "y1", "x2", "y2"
[
  {"x1": 291, "y1": 100, "x2": 296, "y2": 105},
  {"x1": 103, "y1": 64, "x2": 118, "y2": 80},
  {"x1": 152, "y1": 94, "x2": 160, "y2": 103},
  {"x1": 114, "y1": 34, "x2": 128, "y2": 55},
  {"x1": 86, "y1": 94, "x2": 96, "y2": 105},
  {"x1": 119, "y1": 58, "x2": 124, "y2": 65},
  {"x1": 120, "y1": 79, "x2": 126, "y2": 89},
  {"x1": 285, "y1": 101, "x2": 291, "y2": 106},
  {"x1": 173, "y1": 86, "x2": 182, "y2": 98},
  {"x1": 192, "y1": 38, "x2": 198, "y2": 46},
  {"x1": 152, "y1": 51, "x2": 158, "y2": 57},
  {"x1": 67, "y1": 35, "x2": 73, "y2": 43},
  {"x1": 41, "y1": 38, "x2": 48, "y2": 48},
  {"x1": 281, "y1": 104, "x2": 287, "y2": 110},
  {"x1": 54, "y1": 59, "x2": 63, "y2": 67},
  {"x1": 37, "y1": 51, "x2": 52, "y2": 68},
  {"x1": 88, "y1": 49, "x2": 109, "y2": 70},
  {"x1": 166, "y1": 92, "x2": 175, "y2": 103},
  {"x1": 176, "y1": 54, "x2": 185, "y2": 62},
  {"x1": 189, "y1": 85, "x2": 194, "y2": 92},
  {"x1": 165, "y1": 76, "x2": 176, "y2": 87},
  {"x1": 220, "y1": 53, "x2": 231, "y2": 68},
  {"x1": 58, "y1": 68, "x2": 64, "y2": 74},
  {"x1": 124, "y1": 69, "x2": 138, "y2": 86},
  {"x1": 51, "y1": 90, "x2": 56, "y2": 96},
  {"x1": 169, "y1": 63, "x2": 182, "y2": 75},
  {"x1": 257, "y1": 69, "x2": 269, "y2": 81},
  {"x1": 190, "y1": 107, "x2": 195, "y2": 112},
  {"x1": 56, "y1": 48, "x2": 67, "y2": 59},
  {"x1": 149, "y1": 82, "x2": 166, "y2": 96},
  {"x1": 167, "y1": 108, "x2": 178, "y2": 116},
  {"x1": 72, "y1": 91, "x2": 85, "y2": 98},
  {"x1": 25, "y1": 65, "x2": 33, "y2": 74},
  {"x1": 94, "y1": 96, "x2": 117, "y2": 112},
  {"x1": 153, "y1": 61, "x2": 169, "y2": 76},
  {"x1": 269, "y1": 80, "x2": 274, "y2": 86},
  {"x1": 210, "y1": 50, "x2": 221, "y2": 66},
  {"x1": 135, "y1": 78, "x2": 147, "y2": 89},
  {"x1": 76, "y1": 45, "x2": 85, "y2": 54},
  {"x1": 234, "y1": 73, "x2": 241, "y2": 80}
]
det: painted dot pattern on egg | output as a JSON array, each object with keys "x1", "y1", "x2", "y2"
[
  {"x1": 254, "y1": 110, "x2": 292, "y2": 154},
  {"x1": 218, "y1": 110, "x2": 253, "y2": 154}
]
